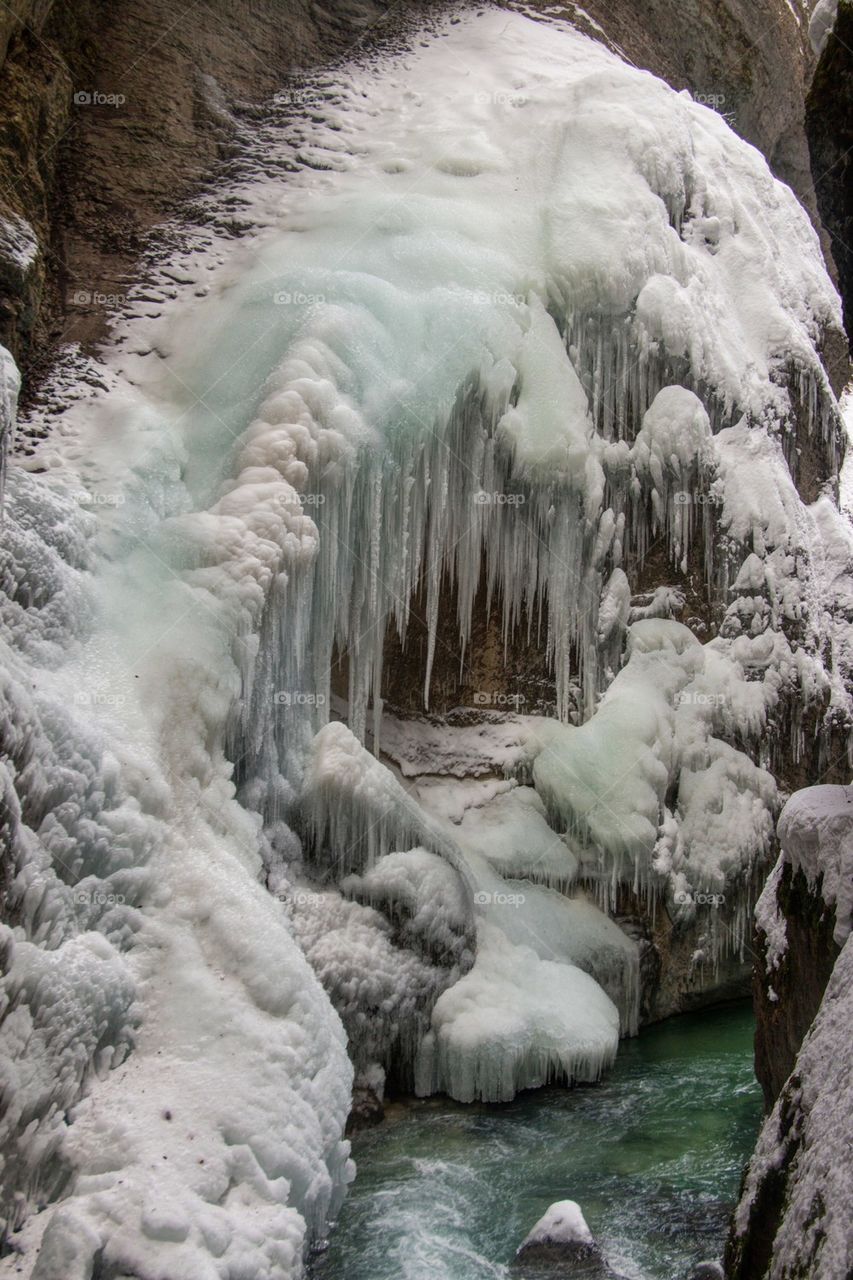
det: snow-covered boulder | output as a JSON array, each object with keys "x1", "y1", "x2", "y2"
[{"x1": 516, "y1": 1200, "x2": 604, "y2": 1268}]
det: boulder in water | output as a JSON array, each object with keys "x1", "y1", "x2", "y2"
[{"x1": 516, "y1": 1200, "x2": 607, "y2": 1272}]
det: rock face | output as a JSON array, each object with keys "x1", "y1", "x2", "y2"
[
  {"x1": 806, "y1": 0, "x2": 853, "y2": 352},
  {"x1": 0, "y1": 0, "x2": 413, "y2": 376},
  {"x1": 726, "y1": 785, "x2": 853, "y2": 1279},
  {"x1": 0, "y1": 0, "x2": 844, "y2": 387},
  {"x1": 752, "y1": 785, "x2": 853, "y2": 1107}
]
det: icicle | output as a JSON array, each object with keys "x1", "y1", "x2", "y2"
[{"x1": 0, "y1": 345, "x2": 21, "y2": 519}]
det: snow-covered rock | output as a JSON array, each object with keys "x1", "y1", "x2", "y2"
[
  {"x1": 753, "y1": 783, "x2": 853, "y2": 1106},
  {"x1": 516, "y1": 1199, "x2": 601, "y2": 1264},
  {"x1": 728, "y1": 934, "x2": 853, "y2": 1280},
  {"x1": 776, "y1": 784, "x2": 853, "y2": 945}
]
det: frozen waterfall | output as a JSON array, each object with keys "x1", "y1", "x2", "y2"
[{"x1": 0, "y1": 8, "x2": 849, "y2": 1280}]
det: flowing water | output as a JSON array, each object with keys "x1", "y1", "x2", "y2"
[{"x1": 313, "y1": 1003, "x2": 761, "y2": 1280}]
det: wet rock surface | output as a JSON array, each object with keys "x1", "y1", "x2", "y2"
[{"x1": 753, "y1": 863, "x2": 841, "y2": 1108}]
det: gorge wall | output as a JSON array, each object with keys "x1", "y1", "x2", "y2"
[
  {"x1": 1, "y1": 0, "x2": 849, "y2": 388},
  {"x1": 726, "y1": 785, "x2": 853, "y2": 1280}
]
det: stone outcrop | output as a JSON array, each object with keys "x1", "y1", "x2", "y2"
[
  {"x1": 515, "y1": 1200, "x2": 614, "y2": 1276},
  {"x1": 726, "y1": 934, "x2": 853, "y2": 1280},
  {"x1": 726, "y1": 785, "x2": 853, "y2": 1278},
  {"x1": 752, "y1": 861, "x2": 842, "y2": 1108}
]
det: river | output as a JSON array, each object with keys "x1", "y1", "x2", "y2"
[{"x1": 313, "y1": 1003, "x2": 761, "y2": 1280}]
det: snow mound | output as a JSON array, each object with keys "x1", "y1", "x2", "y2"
[
  {"x1": 414, "y1": 922, "x2": 619, "y2": 1103},
  {"x1": 777, "y1": 784, "x2": 853, "y2": 943}
]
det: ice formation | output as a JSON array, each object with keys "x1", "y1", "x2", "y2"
[
  {"x1": 809, "y1": 0, "x2": 839, "y2": 55},
  {"x1": 0, "y1": 4, "x2": 849, "y2": 1276},
  {"x1": 0, "y1": 464, "x2": 353, "y2": 1276},
  {"x1": 414, "y1": 921, "x2": 620, "y2": 1103},
  {"x1": 0, "y1": 343, "x2": 20, "y2": 510}
]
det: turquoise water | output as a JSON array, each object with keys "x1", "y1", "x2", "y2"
[{"x1": 312, "y1": 1003, "x2": 760, "y2": 1280}]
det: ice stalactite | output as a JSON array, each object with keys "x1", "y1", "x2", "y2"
[{"x1": 0, "y1": 345, "x2": 20, "y2": 515}]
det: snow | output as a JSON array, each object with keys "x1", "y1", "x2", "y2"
[
  {"x1": 289, "y1": 883, "x2": 464, "y2": 1084},
  {"x1": 531, "y1": 618, "x2": 777, "y2": 955},
  {"x1": 757, "y1": 782, "x2": 853, "y2": 976},
  {"x1": 0, "y1": 214, "x2": 38, "y2": 278},
  {"x1": 377, "y1": 711, "x2": 538, "y2": 781},
  {"x1": 414, "y1": 922, "x2": 619, "y2": 1104},
  {"x1": 517, "y1": 1199, "x2": 595, "y2": 1252},
  {"x1": 840, "y1": 388, "x2": 853, "y2": 517},
  {"x1": 0, "y1": 393, "x2": 353, "y2": 1275},
  {"x1": 424, "y1": 782, "x2": 580, "y2": 890},
  {"x1": 777, "y1": 784, "x2": 853, "y2": 943},
  {"x1": 0, "y1": 343, "x2": 20, "y2": 511}
]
